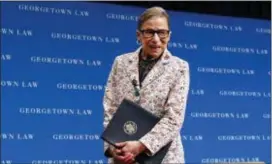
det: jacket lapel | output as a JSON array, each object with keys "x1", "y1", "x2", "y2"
[
  {"x1": 125, "y1": 48, "x2": 140, "y2": 87},
  {"x1": 124, "y1": 47, "x2": 172, "y2": 89}
]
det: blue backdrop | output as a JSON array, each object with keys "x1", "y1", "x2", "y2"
[{"x1": 1, "y1": 1, "x2": 271, "y2": 164}]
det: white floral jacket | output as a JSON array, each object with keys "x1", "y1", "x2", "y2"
[{"x1": 103, "y1": 47, "x2": 190, "y2": 164}]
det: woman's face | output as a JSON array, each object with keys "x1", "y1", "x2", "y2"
[{"x1": 137, "y1": 16, "x2": 170, "y2": 58}]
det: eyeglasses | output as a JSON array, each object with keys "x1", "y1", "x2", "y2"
[{"x1": 140, "y1": 29, "x2": 170, "y2": 39}]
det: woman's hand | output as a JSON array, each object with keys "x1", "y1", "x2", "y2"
[
  {"x1": 116, "y1": 141, "x2": 147, "y2": 157},
  {"x1": 109, "y1": 145, "x2": 136, "y2": 164}
]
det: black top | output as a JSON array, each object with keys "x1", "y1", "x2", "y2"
[{"x1": 138, "y1": 50, "x2": 163, "y2": 87}]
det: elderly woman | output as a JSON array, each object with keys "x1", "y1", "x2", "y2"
[{"x1": 103, "y1": 6, "x2": 190, "y2": 164}]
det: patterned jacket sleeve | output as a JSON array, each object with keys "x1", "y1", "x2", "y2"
[
  {"x1": 103, "y1": 56, "x2": 120, "y2": 157},
  {"x1": 139, "y1": 61, "x2": 190, "y2": 156}
]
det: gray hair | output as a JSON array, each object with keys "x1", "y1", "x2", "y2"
[{"x1": 137, "y1": 6, "x2": 170, "y2": 30}]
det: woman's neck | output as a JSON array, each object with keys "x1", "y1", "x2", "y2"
[{"x1": 140, "y1": 50, "x2": 162, "y2": 61}]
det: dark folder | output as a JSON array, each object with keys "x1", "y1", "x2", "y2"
[{"x1": 101, "y1": 98, "x2": 172, "y2": 164}]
